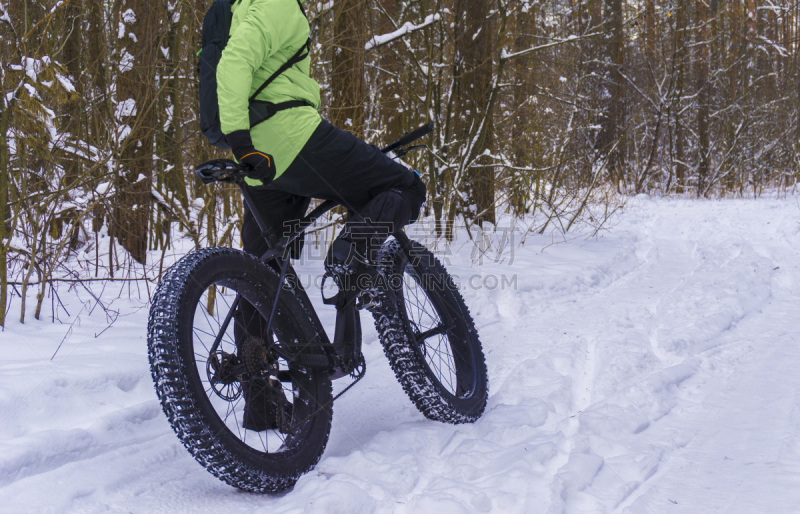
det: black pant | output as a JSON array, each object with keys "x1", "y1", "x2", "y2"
[{"x1": 241, "y1": 120, "x2": 423, "y2": 260}]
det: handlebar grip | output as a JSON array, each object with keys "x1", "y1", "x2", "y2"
[{"x1": 382, "y1": 123, "x2": 434, "y2": 154}]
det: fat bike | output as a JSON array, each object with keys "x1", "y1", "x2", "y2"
[{"x1": 147, "y1": 125, "x2": 488, "y2": 493}]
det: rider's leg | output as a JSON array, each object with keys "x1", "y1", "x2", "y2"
[
  {"x1": 266, "y1": 120, "x2": 427, "y2": 275},
  {"x1": 269, "y1": 120, "x2": 423, "y2": 218},
  {"x1": 237, "y1": 187, "x2": 310, "y2": 341},
  {"x1": 237, "y1": 188, "x2": 310, "y2": 431},
  {"x1": 331, "y1": 173, "x2": 427, "y2": 266},
  {"x1": 240, "y1": 187, "x2": 311, "y2": 259}
]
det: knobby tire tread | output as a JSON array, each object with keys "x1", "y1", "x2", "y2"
[{"x1": 371, "y1": 240, "x2": 488, "y2": 424}]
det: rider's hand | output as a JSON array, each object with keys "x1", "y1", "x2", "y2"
[{"x1": 225, "y1": 130, "x2": 277, "y2": 185}]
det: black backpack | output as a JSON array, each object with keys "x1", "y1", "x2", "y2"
[{"x1": 198, "y1": 0, "x2": 312, "y2": 150}]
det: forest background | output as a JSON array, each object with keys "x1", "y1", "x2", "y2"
[{"x1": 2, "y1": 0, "x2": 799, "y2": 326}]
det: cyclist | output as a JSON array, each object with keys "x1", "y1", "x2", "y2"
[
  {"x1": 217, "y1": 0, "x2": 426, "y2": 430},
  {"x1": 220, "y1": 0, "x2": 425, "y2": 276}
]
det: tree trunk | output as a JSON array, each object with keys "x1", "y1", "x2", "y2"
[
  {"x1": 597, "y1": 0, "x2": 625, "y2": 184},
  {"x1": 61, "y1": 0, "x2": 83, "y2": 118},
  {"x1": 509, "y1": 1, "x2": 536, "y2": 216},
  {"x1": 723, "y1": 0, "x2": 741, "y2": 192},
  {"x1": 0, "y1": 105, "x2": 9, "y2": 327},
  {"x1": 114, "y1": 0, "x2": 161, "y2": 264},
  {"x1": 86, "y1": 0, "x2": 109, "y2": 146},
  {"x1": 377, "y1": 0, "x2": 403, "y2": 143},
  {"x1": 456, "y1": 0, "x2": 494, "y2": 226},
  {"x1": 61, "y1": 0, "x2": 86, "y2": 186},
  {"x1": 696, "y1": 0, "x2": 710, "y2": 196},
  {"x1": 330, "y1": 0, "x2": 368, "y2": 138},
  {"x1": 746, "y1": 0, "x2": 757, "y2": 57},
  {"x1": 645, "y1": 0, "x2": 655, "y2": 61},
  {"x1": 675, "y1": 0, "x2": 687, "y2": 193}
]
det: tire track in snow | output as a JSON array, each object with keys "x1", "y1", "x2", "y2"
[
  {"x1": 615, "y1": 203, "x2": 800, "y2": 513},
  {"x1": 0, "y1": 401, "x2": 163, "y2": 487},
  {"x1": 519, "y1": 200, "x2": 779, "y2": 512}
]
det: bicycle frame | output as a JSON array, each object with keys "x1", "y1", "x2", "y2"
[{"x1": 198, "y1": 123, "x2": 433, "y2": 374}]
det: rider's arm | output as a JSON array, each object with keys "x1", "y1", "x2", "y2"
[{"x1": 217, "y1": 0, "x2": 291, "y2": 135}]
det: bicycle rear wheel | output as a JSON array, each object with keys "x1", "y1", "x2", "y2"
[
  {"x1": 372, "y1": 238, "x2": 488, "y2": 423},
  {"x1": 148, "y1": 247, "x2": 332, "y2": 493}
]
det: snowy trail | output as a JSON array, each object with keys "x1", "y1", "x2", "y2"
[
  {"x1": 1, "y1": 197, "x2": 799, "y2": 513},
  {"x1": 617, "y1": 202, "x2": 800, "y2": 513}
]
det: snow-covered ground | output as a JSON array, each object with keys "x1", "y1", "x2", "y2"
[{"x1": 2, "y1": 196, "x2": 800, "y2": 513}]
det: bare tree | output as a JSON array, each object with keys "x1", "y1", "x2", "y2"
[
  {"x1": 331, "y1": 0, "x2": 368, "y2": 137},
  {"x1": 114, "y1": 0, "x2": 163, "y2": 264}
]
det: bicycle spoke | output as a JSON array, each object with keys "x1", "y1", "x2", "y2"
[
  {"x1": 224, "y1": 395, "x2": 235, "y2": 424},
  {"x1": 405, "y1": 284, "x2": 440, "y2": 332},
  {"x1": 258, "y1": 429, "x2": 267, "y2": 453},
  {"x1": 400, "y1": 264, "x2": 470, "y2": 397},
  {"x1": 409, "y1": 288, "x2": 438, "y2": 327}
]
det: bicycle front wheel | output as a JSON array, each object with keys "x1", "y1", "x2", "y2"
[{"x1": 373, "y1": 238, "x2": 488, "y2": 423}]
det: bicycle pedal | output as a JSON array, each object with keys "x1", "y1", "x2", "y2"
[{"x1": 356, "y1": 291, "x2": 381, "y2": 311}]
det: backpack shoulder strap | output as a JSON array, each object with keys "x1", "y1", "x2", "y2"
[
  {"x1": 247, "y1": 38, "x2": 311, "y2": 103},
  {"x1": 246, "y1": 1, "x2": 311, "y2": 103}
]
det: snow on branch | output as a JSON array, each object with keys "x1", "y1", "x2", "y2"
[
  {"x1": 500, "y1": 32, "x2": 602, "y2": 62},
  {"x1": 0, "y1": 1, "x2": 13, "y2": 27},
  {"x1": 365, "y1": 14, "x2": 440, "y2": 52}
]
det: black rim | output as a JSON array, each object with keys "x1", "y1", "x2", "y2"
[
  {"x1": 191, "y1": 282, "x2": 312, "y2": 455},
  {"x1": 397, "y1": 256, "x2": 478, "y2": 400}
]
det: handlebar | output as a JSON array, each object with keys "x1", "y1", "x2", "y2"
[
  {"x1": 381, "y1": 123, "x2": 433, "y2": 154},
  {"x1": 196, "y1": 123, "x2": 434, "y2": 184}
]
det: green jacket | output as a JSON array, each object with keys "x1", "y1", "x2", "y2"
[{"x1": 217, "y1": 0, "x2": 321, "y2": 181}]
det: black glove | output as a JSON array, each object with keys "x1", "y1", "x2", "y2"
[{"x1": 225, "y1": 130, "x2": 277, "y2": 185}]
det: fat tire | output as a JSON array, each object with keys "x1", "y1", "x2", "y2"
[
  {"x1": 372, "y1": 239, "x2": 488, "y2": 423},
  {"x1": 147, "y1": 247, "x2": 332, "y2": 493}
]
